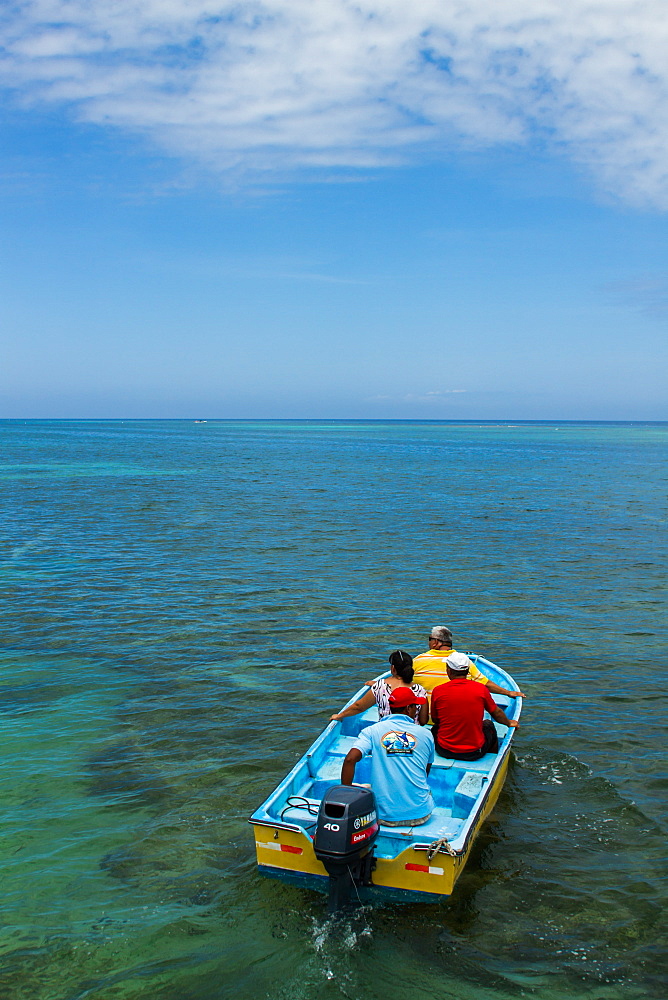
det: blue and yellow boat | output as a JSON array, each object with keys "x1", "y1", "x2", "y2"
[{"x1": 249, "y1": 654, "x2": 522, "y2": 902}]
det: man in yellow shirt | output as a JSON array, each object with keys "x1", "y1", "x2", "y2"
[{"x1": 413, "y1": 626, "x2": 525, "y2": 700}]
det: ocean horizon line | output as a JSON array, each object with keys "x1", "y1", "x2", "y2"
[{"x1": 2, "y1": 417, "x2": 667, "y2": 425}]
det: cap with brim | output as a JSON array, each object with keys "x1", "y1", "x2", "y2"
[
  {"x1": 446, "y1": 652, "x2": 471, "y2": 672},
  {"x1": 389, "y1": 687, "x2": 427, "y2": 709}
]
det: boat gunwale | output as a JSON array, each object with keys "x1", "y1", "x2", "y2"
[{"x1": 418, "y1": 651, "x2": 521, "y2": 856}]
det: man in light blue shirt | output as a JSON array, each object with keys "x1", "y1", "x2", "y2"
[{"x1": 340, "y1": 688, "x2": 434, "y2": 826}]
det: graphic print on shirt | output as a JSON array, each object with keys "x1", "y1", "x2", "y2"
[{"x1": 380, "y1": 730, "x2": 416, "y2": 754}]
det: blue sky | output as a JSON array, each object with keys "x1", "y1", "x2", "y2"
[{"x1": 1, "y1": 0, "x2": 667, "y2": 419}]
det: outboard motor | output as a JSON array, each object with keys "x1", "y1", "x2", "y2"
[{"x1": 314, "y1": 785, "x2": 379, "y2": 912}]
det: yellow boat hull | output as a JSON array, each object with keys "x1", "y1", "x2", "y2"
[{"x1": 253, "y1": 752, "x2": 510, "y2": 898}]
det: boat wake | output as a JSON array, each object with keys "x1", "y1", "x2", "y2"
[{"x1": 310, "y1": 909, "x2": 373, "y2": 980}]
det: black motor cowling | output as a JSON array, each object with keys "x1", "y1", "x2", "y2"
[{"x1": 314, "y1": 785, "x2": 379, "y2": 911}]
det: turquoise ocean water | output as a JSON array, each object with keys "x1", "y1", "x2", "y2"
[{"x1": 0, "y1": 419, "x2": 665, "y2": 1000}]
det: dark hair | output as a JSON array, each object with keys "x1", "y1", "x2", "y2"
[{"x1": 389, "y1": 649, "x2": 414, "y2": 683}]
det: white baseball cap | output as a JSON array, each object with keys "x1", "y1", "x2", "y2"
[{"x1": 446, "y1": 652, "x2": 471, "y2": 672}]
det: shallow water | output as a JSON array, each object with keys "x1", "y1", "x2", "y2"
[{"x1": 0, "y1": 419, "x2": 666, "y2": 1000}]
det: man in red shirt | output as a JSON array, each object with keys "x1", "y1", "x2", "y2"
[{"x1": 430, "y1": 652, "x2": 519, "y2": 760}]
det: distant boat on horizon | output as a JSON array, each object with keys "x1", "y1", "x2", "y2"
[{"x1": 194, "y1": 419, "x2": 208, "y2": 423}]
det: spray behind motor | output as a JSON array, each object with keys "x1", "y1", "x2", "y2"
[{"x1": 314, "y1": 784, "x2": 379, "y2": 912}]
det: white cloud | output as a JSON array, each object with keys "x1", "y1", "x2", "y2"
[
  {"x1": 371, "y1": 390, "x2": 468, "y2": 403},
  {"x1": 2, "y1": 0, "x2": 668, "y2": 205},
  {"x1": 606, "y1": 273, "x2": 668, "y2": 316}
]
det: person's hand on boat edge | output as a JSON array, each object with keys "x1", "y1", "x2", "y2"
[{"x1": 508, "y1": 720, "x2": 520, "y2": 728}]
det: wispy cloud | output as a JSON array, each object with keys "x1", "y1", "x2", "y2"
[
  {"x1": 131, "y1": 248, "x2": 369, "y2": 284},
  {"x1": 371, "y1": 390, "x2": 468, "y2": 403},
  {"x1": 605, "y1": 273, "x2": 668, "y2": 317},
  {"x1": 2, "y1": 1, "x2": 668, "y2": 205}
]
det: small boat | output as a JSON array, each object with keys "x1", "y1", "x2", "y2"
[{"x1": 249, "y1": 654, "x2": 522, "y2": 903}]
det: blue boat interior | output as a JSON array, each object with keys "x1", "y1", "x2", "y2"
[{"x1": 252, "y1": 656, "x2": 521, "y2": 859}]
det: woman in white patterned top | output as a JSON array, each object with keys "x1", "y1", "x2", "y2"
[{"x1": 330, "y1": 650, "x2": 429, "y2": 726}]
